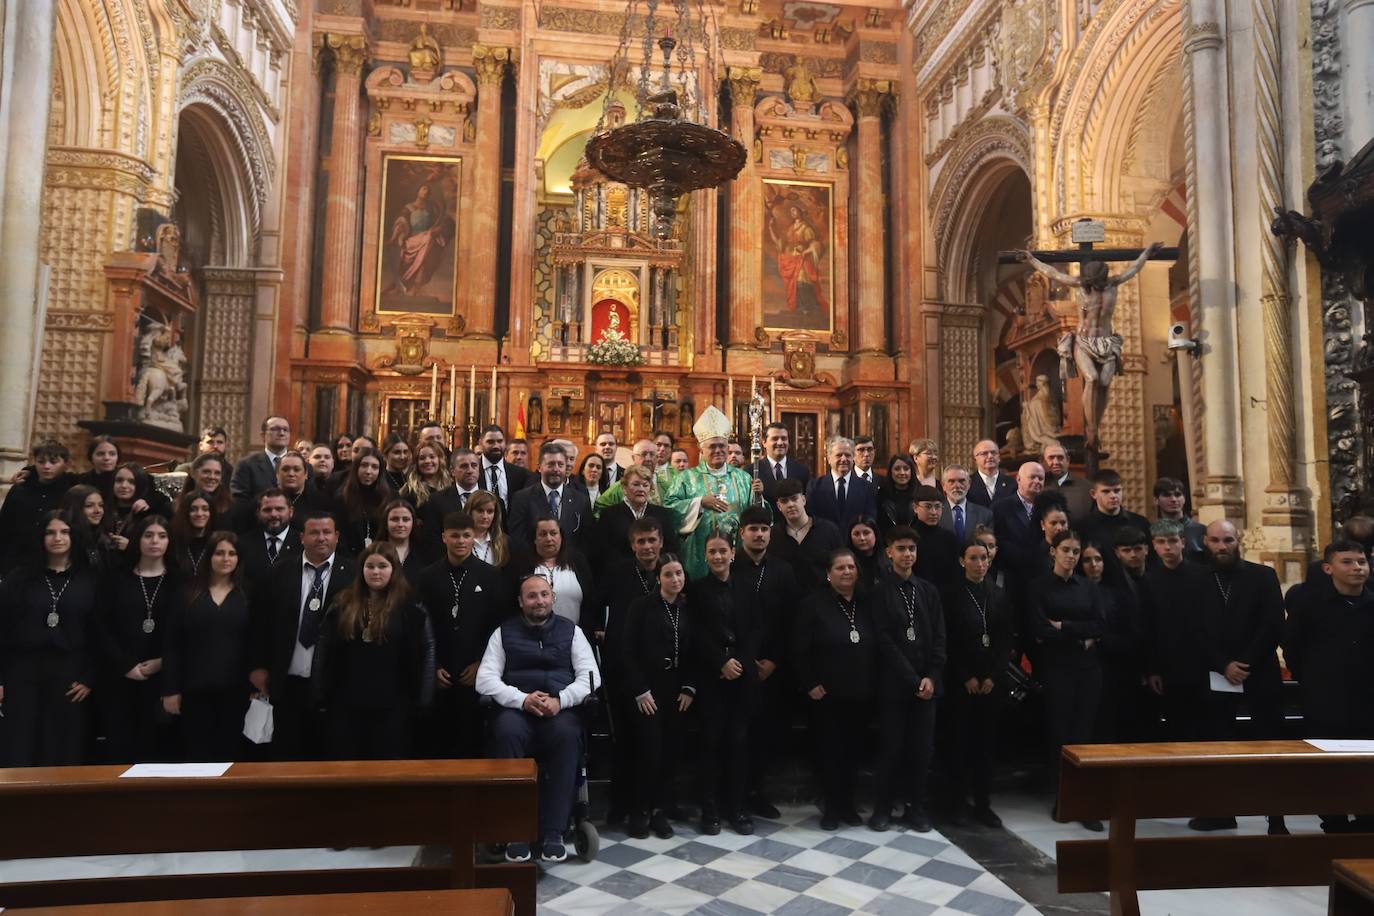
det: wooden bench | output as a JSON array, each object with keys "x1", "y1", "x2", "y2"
[
  {"x1": 6, "y1": 888, "x2": 513, "y2": 915},
  {"x1": 0, "y1": 760, "x2": 537, "y2": 916},
  {"x1": 1332, "y1": 860, "x2": 1374, "y2": 916},
  {"x1": 1056, "y1": 741, "x2": 1374, "y2": 916}
]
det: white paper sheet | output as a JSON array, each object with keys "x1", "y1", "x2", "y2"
[
  {"x1": 1208, "y1": 671, "x2": 1244, "y2": 693},
  {"x1": 1305, "y1": 739, "x2": 1374, "y2": 753},
  {"x1": 119, "y1": 763, "x2": 232, "y2": 778}
]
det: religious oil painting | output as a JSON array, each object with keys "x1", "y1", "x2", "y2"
[
  {"x1": 762, "y1": 179, "x2": 833, "y2": 333},
  {"x1": 375, "y1": 154, "x2": 461, "y2": 315}
]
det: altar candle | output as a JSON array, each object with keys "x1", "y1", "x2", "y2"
[
  {"x1": 468, "y1": 365, "x2": 476, "y2": 418},
  {"x1": 429, "y1": 364, "x2": 438, "y2": 416},
  {"x1": 449, "y1": 365, "x2": 457, "y2": 425},
  {"x1": 751, "y1": 375, "x2": 756, "y2": 399},
  {"x1": 490, "y1": 367, "x2": 498, "y2": 422},
  {"x1": 726, "y1": 376, "x2": 734, "y2": 421},
  {"x1": 771, "y1": 376, "x2": 778, "y2": 418}
]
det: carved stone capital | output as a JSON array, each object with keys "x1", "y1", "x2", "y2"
[
  {"x1": 323, "y1": 32, "x2": 370, "y2": 76},
  {"x1": 473, "y1": 44, "x2": 512, "y2": 86},
  {"x1": 726, "y1": 66, "x2": 762, "y2": 107},
  {"x1": 847, "y1": 78, "x2": 893, "y2": 119},
  {"x1": 1182, "y1": 22, "x2": 1223, "y2": 54}
]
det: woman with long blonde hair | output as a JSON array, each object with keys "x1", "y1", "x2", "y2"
[
  {"x1": 311, "y1": 541, "x2": 435, "y2": 759},
  {"x1": 464, "y1": 490, "x2": 509, "y2": 568},
  {"x1": 401, "y1": 442, "x2": 452, "y2": 509}
]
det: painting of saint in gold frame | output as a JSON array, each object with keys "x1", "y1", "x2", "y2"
[
  {"x1": 375, "y1": 154, "x2": 461, "y2": 315},
  {"x1": 762, "y1": 179, "x2": 833, "y2": 333}
]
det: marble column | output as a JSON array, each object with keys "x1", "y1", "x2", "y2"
[
  {"x1": 1182, "y1": 2, "x2": 1244, "y2": 520},
  {"x1": 0, "y1": 0, "x2": 57, "y2": 477},
  {"x1": 726, "y1": 67, "x2": 762, "y2": 349},
  {"x1": 317, "y1": 33, "x2": 369, "y2": 335},
  {"x1": 849, "y1": 79, "x2": 891, "y2": 356},
  {"x1": 1343, "y1": 0, "x2": 1374, "y2": 150},
  {"x1": 469, "y1": 44, "x2": 510, "y2": 340}
]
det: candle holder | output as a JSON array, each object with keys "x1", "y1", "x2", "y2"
[{"x1": 464, "y1": 417, "x2": 480, "y2": 451}]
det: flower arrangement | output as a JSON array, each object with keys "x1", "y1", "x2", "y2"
[{"x1": 587, "y1": 325, "x2": 644, "y2": 366}]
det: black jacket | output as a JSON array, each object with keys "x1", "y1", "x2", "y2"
[
  {"x1": 913, "y1": 521, "x2": 960, "y2": 588},
  {"x1": 1141, "y1": 561, "x2": 1211, "y2": 692},
  {"x1": 1283, "y1": 579, "x2": 1374, "y2": 732},
  {"x1": 1027, "y1": 572, "x2": 1106, "y2": 669},
  {"x1": 690, "y1": 572, "x2": 770, "y2": 683},
  {"x1": 967, "y1": 472, "x2": 1015, "y2": 508},
  {"x1": 412, "y1": 554, "x2": 506, "y2": 676},
  {"x1": 1204, "y1": 559, "x2": 1284, "y2": 698},
  {"x1": 620, "y1": 593, "x2": 697, "y2": 699},
  {"x1": 250, "y1": 553, "x2": 356, "y2": 695},
  {"x1": 237, "y1": 527, "x2": 303, "y2": 594},
  {"x1": 805, "y1": 473, "x2": 878, "y2": 529},
  {"x1": 595, "y1": 502, "x2": 680, "y2": 570},
  {"x1": 942, "y1": 578, "x2": 1016, "y2": 688},
  {"x1": 311, "y1": 600, "x2": 436, "y2": 711},
  {"x1": 507, "y1": 481, "x2": 592, "y2": 553},
  {"x1": 753, "y1": 457, "x2": 812, "y2": 509},
  {"x1": 791, "y1": 589, "x2": 877, "y2": 701},
  {"x1": 768, "y1": 517, "x2": 843, "y2": 594},
  {"x1": 0, "y1": 472, "x2": 78, "y2": 573},
  {"x1": 873, "y1": 573, "x2": 946, "y2": 695}
]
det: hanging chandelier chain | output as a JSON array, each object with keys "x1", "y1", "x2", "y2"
[
  {"x1": 595, "y1": 0, "x2": 641, "y2": 135},
  {"x1": 639, "y1": 0, "x2": 660, "y2": 116}
]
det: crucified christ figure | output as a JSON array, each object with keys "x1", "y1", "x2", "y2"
[{"x1": 1016, "y1": 241, "x2": 1162, "y2": 450}]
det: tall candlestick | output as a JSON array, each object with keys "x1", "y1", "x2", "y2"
[
  {"x1": 449, "y1": 365, "x2": 457, "y2": 425},
  {"x1": 490, "y1": 367, "x2": 498, "y2": 423},
  {"x1": 429, "y1": 364, "x2": 438, "y2": 416},
  {"x1": 726, "y1": 376, "x2": 734, "y2": 423},
  {"x1": 770, "y1": 376, "x2": 778, "y2": 420},
  {"x1": 468, "y1": 365, "x2": 476, "y2": 418}
]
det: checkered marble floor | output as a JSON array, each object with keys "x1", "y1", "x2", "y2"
[{"x1": 537, "y1": 806, "x2": 1040, "y2": 916}]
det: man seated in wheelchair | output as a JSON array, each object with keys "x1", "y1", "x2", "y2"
[{"x1": 476, "y1": 572, "x2": 601, "y2": 863}]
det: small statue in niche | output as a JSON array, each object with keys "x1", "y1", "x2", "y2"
[
  {"x1": 784, "y1": 58, "x2": 819, "y2": 114},
  {"x1": 409, "y1": 24, "x2": 442, "y2": 78},
  {"x1": 527, "y1": 395, "x2": 544, "y2": 434},
  {"x1": 1019, "y1": 373, "x2": 1062, "y2": 454},
  {"x1": 679, "y1": 401, "x2": 695, "y2": 439},
  {"x1": 134, "y1": 319, "x2": 189, "y2": 431}
]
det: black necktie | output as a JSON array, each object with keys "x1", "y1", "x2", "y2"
[
  {"x1": 460, "y1": 490, "x2": 469, "y2": 508},
  {"x1": 267, "y1": 535, "x2": 279, "y2": 563},
  {"x1": 488, "y1": 465, "x2": 499, "y2": 494},
  {"x1": 954, "y1": 504, "x2": 965, "y2": 543},
  {"x1": 298, "y1": 562, "x2": 328, "y2": 649},
  {"x1": 836, "y1": 476, "x2": 847, "y2": 510},
  {"x1": 774, "y1": 462, "x2": 783, "y2": 482}
]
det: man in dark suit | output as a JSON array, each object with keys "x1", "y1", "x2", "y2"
[
  {"x1": 507, "y1": 442, "x2": 592, "y2": 552},
  {"x1": 753, "y1": 422, "x2": 811, "y2": 505},
  {"x1": 991, "y1": 461, "x2": 1046, "y2": 591},
  {"x1": 938, "y1": 464, "x2": 993, "y2": 544},
  {"x1": 1191, "y1": 519, "x2": 1287, "y2": 835},
  {"x1": 967, "y1": 439, "x2": 1015, "y2": 508},
  {"x1": 593, "y1": 432, "x2": 624, "y2": 489},
  {"x1": 231, "y1": 416, "x2": 293, "y2": 501},
  {"x1": 423, "y1": 448, "x2": 486, "y2": 545},
  {"x1": 806, "y1": 436, "x2": 877, "y2": 528},
  {"x1": 232, "y1": 451, "x2": 332, "y2": 533},
  {"x1": 413, "y1": 510, "x2": 506, "y2": 758},
  {"x1": 478, "y1": 424, "x2": 530, "y2": 510},
  {"x1": 753, "y1": 422, "x2": 811, "y2": 508},
  {"x1": 1042, "y1": 440, "x2": 1093, "y2": 522},
  {"x1": 237, "y1": 489, "x2": 303, "y2": 586},
  {"x1": 249, "y1": 511, "x2": 354, "y2": 760}
]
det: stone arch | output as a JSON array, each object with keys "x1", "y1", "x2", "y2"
[
  {"x1": 52, "y1": 0, "x2": 116, "y2": 147},
  {"x1": 1051, "y1": 0, "x2": 1183, "y2": 215},
  {"x1": 929, "y1": 116, "x2": 1033, "y2": 303}
]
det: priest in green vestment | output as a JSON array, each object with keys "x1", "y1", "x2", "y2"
[{"x1": 664, "y1": 405, "x2": 764, "y2": 579}]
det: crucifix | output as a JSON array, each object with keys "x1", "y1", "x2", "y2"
[{"x1": 998, "y1": 219, "x2": 1179, "y2": 473}]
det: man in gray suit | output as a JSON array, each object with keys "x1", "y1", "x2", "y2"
[
  {"x1": 939, "y1": 464, "x2": 992, "y2": 543},
  {"x1": 1041, "y1": 440, "x2": 1092, "y2": 523}
]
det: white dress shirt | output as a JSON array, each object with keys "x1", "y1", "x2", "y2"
[
  {"x1": 476, "y1": 623, "x2": 601, "y2": 710},
  {"x1": 536, "y1": 564, "x2": 584, "y2": 625},
  {"x1": 481, "y1": 458, "x2": 507, "y2": 504},
  {"x1": 454, "y1": 484, "x2": 481, "y2": 508},
  {"x1": 979, "y1": 471, "x2": 999, "y2": 498},
  {"x1": 288, "y1": 551, "x2": 336, "y2": 678}
]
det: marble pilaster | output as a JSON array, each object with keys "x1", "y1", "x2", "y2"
[
  {"x1": 468, "y1": 44, "x2": 511, "y2": 341},
  {"x1": 316, "y1": 33, "x2": 369, "y2": 341},
  {"x1": 726, "y1": 67, "x2": 762, "y2": 350},
  {"x1": 849, "y1": 79, "x2": 890, "y2": 357}
]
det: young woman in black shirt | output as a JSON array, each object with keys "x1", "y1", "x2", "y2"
[
  {"x1": 847, "y1": 517, "x2": 886, "y2": 592},
  {"x1": 97, "y1": 514, "x2": 181, "y2": 763},
  {"x1": 337, "y1": 448, "x2": 393, "y2": 556},
  {"x1": 0, "y1": 513, "x2": 97, "y2": 766},
  {"x1": 792, "y1": 549, "x2": 878, "y2": 830},
  {"x1": 312, "y1": 541, "x2": 435, "y2": 759},
  {"x1": 379, "y1": 499, "x2": 438, "y2": 581},
  {"x1": 169, "y1": 490, "x2": 218, "y2": 579},
  {"x1": 177, "y1": 452, "x2": 232, "y2": 519},
  {"x1": 621, "y1": 553, "x2": 696, "y2": 840},
  {"x1": 78, "y1": 436, "x2": 121, "y2": 504},
  {"x1": 59, "y1": 484, "x2": 118, "y2": 574},
  {"x1": 161, "y1": 531, "x2": 251, "y2": 761}
]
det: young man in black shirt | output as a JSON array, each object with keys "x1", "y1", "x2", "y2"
[{"x1": 768, "y1": 478, "x2": 842, "y2": 594}]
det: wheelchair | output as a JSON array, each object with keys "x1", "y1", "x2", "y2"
[{"x1": 480, "y1": 669, "x2": 601, "y2": 863}]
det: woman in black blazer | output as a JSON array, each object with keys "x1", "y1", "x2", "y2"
[
  {"x1": 620, "y1": 552, "x2": 696, "y2": 840},
  {"x1": 877, "y1": 454, "x2": 918, "y2": 532},
  {"x1": 511, "y1": 517, "x2": 593, "y2": 629},
  {"x1": 792, "y1": 549, "x2": 877, "y2": 830},
  {"x1": 378, "y1": 499, "x2": 440, "y2": 581}
]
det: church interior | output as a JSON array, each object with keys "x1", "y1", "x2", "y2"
[{"x1": 3, "y1": 0, "x2": 1374, "y2": 914}]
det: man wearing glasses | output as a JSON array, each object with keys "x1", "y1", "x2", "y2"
[
  {"x1": 967, "y1": 439, "x2": 1015, "y2": 508},
  {"x1": 231, "y1": 416, "x2": 294, "y2": 500}
]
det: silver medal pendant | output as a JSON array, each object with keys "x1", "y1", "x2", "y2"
[
  {"x1": 46, "y1": 611, "x2": 59, "y2": 628},
  {"x1": 849, "y1": 629, "x2": 860, "y2": 645},
  {"x1": 451, "y1": 603, "x2": 460, "y2": 619},
  {"x1": 362, "y1": 629, "x2": 374, "y2": 644},
  {"x1": 981, "y1": 634, "x2": 991, "y2": 648},
  {"x1": 906, "y1": 626, "x2": 916, "y2": 642},
  {"x1": 308, "y1": 597, "x2": 321, "y2": 611},
  {"x1": 363, "y1": 537, "x2": 373, "y2": 548},
  {"x1": 142, "y1": 618, "x2": 156, "y2": 635}
]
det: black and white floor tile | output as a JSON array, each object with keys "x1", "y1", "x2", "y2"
[{"x1": 538, "y1": 806, "x2": 1038, "y2": 916}]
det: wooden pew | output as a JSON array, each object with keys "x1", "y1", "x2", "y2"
[
  {"x1": 1056, "y1": 741, "x2": 1374, "y2": 916},
  {"x1": 7, "y1": 888, "x2": 513, "y2": 915},
  {"x1": 0, "y1": 760, "x2": 537, "y2": 916},
  {"x1": 1332, "y1": 860, "x2": 1374, "y2": 916}
]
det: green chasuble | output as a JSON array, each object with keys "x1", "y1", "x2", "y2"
[
  {"x1": 594, "y1": 467, "x2": 678, "y2": 515},
  {"x1": 663, "y1": 461, "x2": 756, "y2": 579}
]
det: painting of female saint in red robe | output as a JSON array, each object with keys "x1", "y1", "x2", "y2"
[
  {"x1": 762, "y1": 180, "x2": 832, "y2": 332},
  {"x1": 376, "y1": 155, "x2": 461, "y2": 315}
]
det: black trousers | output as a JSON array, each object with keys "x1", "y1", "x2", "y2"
[
  {"x1": 272, "y1": 675, "x2": 324, "y2": 761},
  {"x1": 749, "y1": 669, "x2": 789, "y2": 799},
  {"x1": 1041, "y1": 662, "x2": 1101, "y2": 799},
  {"x1": 809, "y1": 695, "x2": 868, "y2": 816},
  {"x1": 873, "y1": 694, "x2": 937, "y2": 815},
  {"x1": 1096, "y1": 668, "x2": 1144, "y2": 743},
  {"x1": 489, "y1": 707, "x2": 581, "y2": 840},
  {"x1": 2, "y1": 668, "x2": 88, "y2": 767},
  {"x1": 421, "y1": 684, "x2": 482, "y2": 758},
  {"x1": 1159, "y1": 684, "x2": 1210, "y2": 742},
  {"x1": 99, "y1": 675, "x2": 167, "y2": 764},
  {"x1": 698, "y1": 678, "x2": 752, "y2": 817},
  {"x1": 947, "y1": 689, "x2": 1000, "y2": 809},
  {"x1": 606, "y1": 692, "x2": 638, "y2": 818},
  {"x1": 182, "y1": 688, "x2": 250, "y2": 762},
  {"x1": 630, "y1": 679, "x2": 686, "y2": 813},
  {"x1": 326, "y1": 705, "x2": 412, "y2": 760}
]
